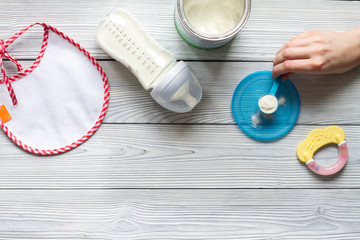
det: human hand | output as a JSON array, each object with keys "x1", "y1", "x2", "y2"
[{"x1": 272, "y1": 27, "x2": 360, "y2": 79}]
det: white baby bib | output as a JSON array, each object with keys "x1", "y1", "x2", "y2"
[{"x1": 0, "y1": 23, "x2": 109, "y2": 155}]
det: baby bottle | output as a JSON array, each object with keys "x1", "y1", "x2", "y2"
[{"x1": 95, "y1": 8, "x2": 202, "y2": 113}]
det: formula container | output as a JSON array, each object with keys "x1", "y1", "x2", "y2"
[
  {"x1": 95, "y1": 9, "x2": 202, "y2": 113},
  {"x1": 175, "y1": 0, "x2": 251, "y2": 49}
]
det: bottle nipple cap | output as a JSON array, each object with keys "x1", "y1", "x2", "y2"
[{"x1": 150, "y1": 61, "x2": 202, "y2": 113}]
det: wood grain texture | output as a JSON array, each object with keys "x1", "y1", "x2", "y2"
[
  {"x1": 0, "y1": 0, "x2": 359, "y2": 61},
  {"x1": 0, "y1": 0, "x2": 360, "y2": 238},
  {"x1": 0, "y1": 124, "x2": 359, "y2": 189},
  {"x1": 5, "y1": 61, "x2": 360, "y2": 124},
  {"x1": 0, "y1": 189, "x2": 360, "y2": 239},
  {"x1": 101, "y1": 61, "x2": 360, "y2": 124}
]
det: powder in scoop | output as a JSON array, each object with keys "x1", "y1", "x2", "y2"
[{"x1": 258, "y1": 95, "x2": 278, "y2": 114}]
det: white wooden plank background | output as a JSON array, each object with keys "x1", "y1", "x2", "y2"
[
  {"x1": 0, "y1": 0, "x2": 360, "y2": 239},
  {"x1": 1, "y1": 0, "x2": 360, "y2": 61},
  {"x1": 0, "y1": 124, "x2": 360, "y2": 189},
  {"x1": 0, "y1": 190, "x2": 360, "y2": 239}
]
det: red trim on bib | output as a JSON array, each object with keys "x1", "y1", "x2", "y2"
[
  {"x1": 0, "y1": 23, "x2": 109, "y2": 155},
  {"x1": 1, "y1": 23, "x2": 49, "y2": 84}
]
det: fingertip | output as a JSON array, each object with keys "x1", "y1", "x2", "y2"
[
  {"x1": 272, "y1": 66, "x2": 280, "y2": 79},
  {"x1": 271, "y1": 72, "x2": 279, "y2": 79},
  {"x1": 272, "y1": 63, "x2": 287, "y2": 80}
]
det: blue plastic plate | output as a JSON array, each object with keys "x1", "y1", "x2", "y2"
[{"x1": 231, "y1": 71, "x2": 301, "y2": 141}]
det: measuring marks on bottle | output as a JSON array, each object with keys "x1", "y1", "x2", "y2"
[{"x1": 105, "y1": 20, "x2": 160, "y2": 76}]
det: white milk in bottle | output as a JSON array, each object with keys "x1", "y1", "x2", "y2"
[{"x1": 95, "y1": 9, "x2": 202, "y2": 113}]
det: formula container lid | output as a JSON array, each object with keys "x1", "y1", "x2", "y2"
[
  {"x1": 231, "y1": 71, "x2": 301, "y2": 141},
  {"x1": 150, "y1": 61, "x2": 202, "y2": 113}
]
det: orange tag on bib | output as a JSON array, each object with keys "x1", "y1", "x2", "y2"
[{"x1": 0, "y1": 105, "x2": 12, "y2": 123}]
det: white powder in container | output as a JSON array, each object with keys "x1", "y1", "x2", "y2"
[
  {"x1": 184, "y1": 0, "x2": 245, "y2": 35},
  {"x1": 175, "y1": 0, "x2": 251, "y2": 49}
]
